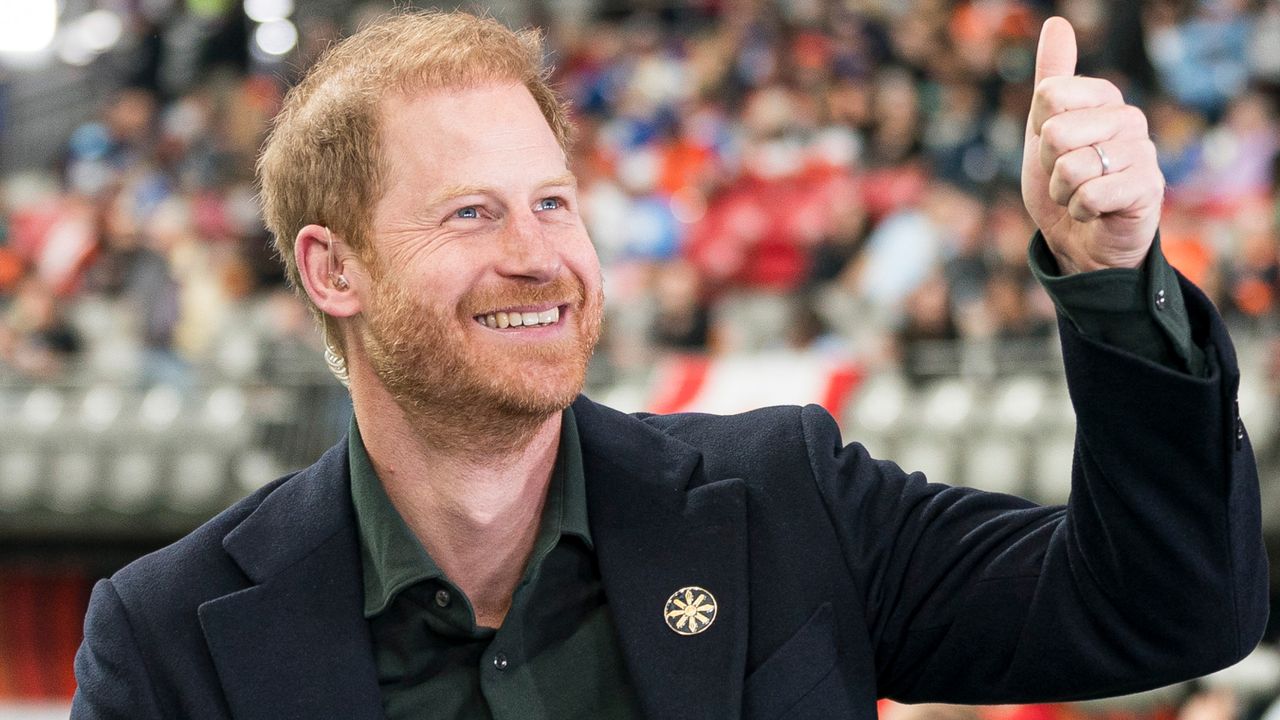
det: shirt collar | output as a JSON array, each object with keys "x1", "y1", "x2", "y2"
[
  {"x1": 349, "y1": 406, "x2": 592, "y2": 619},
  {"x1": 558, "y1": 405, "x2": 593, "y2": 549}
]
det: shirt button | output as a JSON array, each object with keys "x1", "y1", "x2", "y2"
[
  {"x1": 1155, "y1": 289, "x2": 1167, "y2": 310},
  {"x1": 434, "y1": 589, "x2": 450, "y2": 608},
  {"x1": 493, "y1": 653, "x2": 509, "y2": 671}
]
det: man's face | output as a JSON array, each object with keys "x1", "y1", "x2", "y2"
[{"x1": 356, "y1": 82, "x2": 603, "y2": 423}]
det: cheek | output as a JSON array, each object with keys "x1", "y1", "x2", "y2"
[
  {"x1": 367, "y1": 270, "x2": 460, "y2": 329},
  {"x1": 399, "y1": 250, "x2": 483, "y2": 299},
  {"x1": 565, "y1": 233, "x2": 603, "y2": 287},
  {"x1": 571, "y1": 252, "x2": 602, "y2": 286}
]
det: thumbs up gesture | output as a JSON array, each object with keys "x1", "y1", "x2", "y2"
[{"x1": 1022, "y1": 17, "x2": 1163, "y2": 274}]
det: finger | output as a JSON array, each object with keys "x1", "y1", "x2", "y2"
[
  {"x1": 1049, "y1": 139, "x2": 1154, "y2": 207},
  {"x1": 1035, "y1": 17, "x2": 1077, "y2": 87},
  {"x1": 1025, "y1": 17, "x2": 1079, "y2": 144},
  {"x1": 1038, "y1": 105, "x2": 1150, "y2": 175},
  {"x1": 1066, "y1": 166, "x2": 1163, "y2": 223},
  {"x1": 1028, "y1": 77, "x2": 1127, "y2": 137}
]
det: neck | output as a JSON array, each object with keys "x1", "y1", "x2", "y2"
[{"x1": 349, "y1": 370, "x2": 564, "y2": 628}]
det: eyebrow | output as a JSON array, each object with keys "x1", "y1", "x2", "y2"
[{"x1": 428, "y1": 173, "x2": 578, "y2": 208}]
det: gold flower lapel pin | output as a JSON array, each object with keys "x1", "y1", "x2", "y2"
[{"x1": 664, "y1": 586, "x2": 717, "y2": 636}]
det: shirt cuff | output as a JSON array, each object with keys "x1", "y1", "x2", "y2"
[{"x1": 1028, "y1": 231, "x2": 1205, "y2": 376}]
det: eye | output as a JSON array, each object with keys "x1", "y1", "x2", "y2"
[
  {"x1": 454, "y1": 206, "x2": 480, "y2": 219},
  {"x1": 536, "y1": 197, "x2": 563, "y2": 212}
]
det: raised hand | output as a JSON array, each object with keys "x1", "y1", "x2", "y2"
[{"x1": 1021, "y1": 17, "x2": 1164, "y2": 274}]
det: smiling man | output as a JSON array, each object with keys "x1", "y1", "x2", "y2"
[{"x1": 72, "y1": 10, "x2": 1267, "y2": 720}]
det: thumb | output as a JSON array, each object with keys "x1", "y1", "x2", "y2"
[{"x1": 1034, "y1": 16, "x2": 1077, "y2": 86}]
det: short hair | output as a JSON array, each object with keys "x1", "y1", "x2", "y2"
[{"x1": 256, "y1": 9, "x2": 574, "y2": 358}]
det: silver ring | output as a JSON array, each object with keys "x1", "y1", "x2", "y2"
[{"x1": 1092, "y1": 143, "x2": 1111, "y2": 176}]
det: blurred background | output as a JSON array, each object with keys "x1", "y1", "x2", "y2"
[{"x1": 1, "y1": 0, "x2": 1279, "y2": 717}]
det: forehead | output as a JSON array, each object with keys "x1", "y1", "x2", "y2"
[{"x1": 377, "y1": 82, "x2": 566, "y2": 187}]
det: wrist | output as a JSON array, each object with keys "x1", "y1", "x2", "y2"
[{"x1": 1050, "y1": 247, "x2": 1148, "y2": 276}]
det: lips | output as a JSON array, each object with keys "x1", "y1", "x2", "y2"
[{"x1": 463, "y1": 275, "x2": 584, "y2": 332}]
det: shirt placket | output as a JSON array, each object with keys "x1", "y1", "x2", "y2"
[{"x1": 480, "y1": 585, "x2": 547, "y2": 720}]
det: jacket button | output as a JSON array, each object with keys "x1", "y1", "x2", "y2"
[
  {"x1": 434, "y1": 589, "x2": 450, "y2": 608},
  {"x1": 493, "y1": 653, "x2": 509, "y2": 671},
  {"x1": 1155, "y1": 289, "x2": 1167, "y2": 310}
]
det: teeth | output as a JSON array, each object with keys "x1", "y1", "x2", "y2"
[{"x1": 476, "y1": 307, "x2": 562, "y2": 329}]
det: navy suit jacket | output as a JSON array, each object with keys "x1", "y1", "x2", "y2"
[{"x1": 73, "y1": 277, "x2": 1268, "y2": 719}]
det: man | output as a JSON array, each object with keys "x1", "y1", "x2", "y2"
[{"x1": 72, "y1": 10, "x2": 1266, "y2": 720}]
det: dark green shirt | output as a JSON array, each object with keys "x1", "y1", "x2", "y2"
[{"x1": 349, "y1": 407, "x2": 643, "y2": 720}]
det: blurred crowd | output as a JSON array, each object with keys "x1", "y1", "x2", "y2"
[{"x1": 2, "y1": 0, "x2": 1280, "y2": 391}]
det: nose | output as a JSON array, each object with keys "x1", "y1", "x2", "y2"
[{"x1": 494, "y1": 210, "x2": 562, "y2": 283}]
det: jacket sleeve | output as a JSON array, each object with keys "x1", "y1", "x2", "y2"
[
  {"x1": 72, "y1": 579, "x2": 164, "y2": 719},
  {"x1": 803, "y1": 273, "x2": 1268, "y2": 704}
]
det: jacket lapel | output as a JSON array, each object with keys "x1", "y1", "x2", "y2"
[
  {"x1": 197, "y1": 440, "x2": 384, "y2": 720},
  {"x1": 575, "y1": 397, "x2": 749, "y2": 720}
]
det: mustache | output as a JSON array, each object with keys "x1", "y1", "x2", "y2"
[{"x1": 461, "y1": 275, "x2": 585, "y2": 315}]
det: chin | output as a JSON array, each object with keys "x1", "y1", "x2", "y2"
[{"x1": 480, "y1": 363, "x2": 587, "y2": 419}]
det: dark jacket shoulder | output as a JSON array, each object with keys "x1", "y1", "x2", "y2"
[{"x1": 109, "y1": 472, "x2": 294, "y2": 621}]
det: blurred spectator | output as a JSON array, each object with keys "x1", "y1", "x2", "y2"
[
  {"x1": 0, "y1": 276, "x2": 81, "y2": 379},
  {"x1": 1153, "y1": 96, "x2": 1210, "y2": 189},
  {"x1": 1225, "y1": 197, "x2": 1280, "y2": 323},
  {"x1": 651, "y1": 260, "x2": 712, "y2": 352},
  {"x1": 849, "y1": 182, "x2": 981, "y2": 322},
  {"x1": 1146, "y1": 0, "x2": 1251, "y2": 118},
  {"x1": 985, "y1": 266, "x2": 1054, "y2": 341},
  {"x1": 785, "y1": 294, "x2": 847, "y2": 354},
  {"x1": 65, "y1": 89, "x2": 158, "y2": 197},
  {"x1": 805, "y1": 187, "x2": 871, "y2": 290},
  {"x1": 895, "y1": 272, "x2": 960, "y2": 386},
  {"x1": 92, "y1": 186, "x2": 186, "y2": 385},
  {"x1": 1177, "y1": 91, "x2": 1278, "y2": 208}
]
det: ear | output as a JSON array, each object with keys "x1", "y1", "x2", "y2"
[{"x1": 295, "y1": 224, "x2": 364, "y2": 319}]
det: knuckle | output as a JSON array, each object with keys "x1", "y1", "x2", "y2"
[
  {"x1": 1141, "y1": 138, "x2": 1159, "y2": 161},
  {"x1": 1038, "y1": 137, "x2": 1057, "y2": 166},
  {"x1": 1049, "y1": 177, "x2": 1070, "y2": 206},
  {"x1": 1147, "y1": 174, "x2": 1168, "y2": 203},
  {"x1": 1062, "y1": 152, "x2": 1089, "y2": 185},
  {"x1": 1125, "y1": 142, "x2": 1160, "y2": 178},
  {"x1": 1074, "y1": 181, "x2": 1102, "y2": 212},
  {"x1": 1104, "y1": 82, "x2": 1125, "y2": 105},
  {"x1": 1052, "y1": 157, "x2": 1079, "y2": 193},
  {"x1": 1152, "y1": 183, "x2": 1168, "y2": 207},
  {"x1": 1039, "y1": 117, "x2": 1067, "y2": 153},
  {"x1": 1035, "y1": 79, "x2": 1066, "y2": 115},
  {"x1": 1123, "y1": 105, "x2": 1149, "y2": 135},
  {"x1": 1070, "y1": 196, "x2": 1099, "y2": 221}
]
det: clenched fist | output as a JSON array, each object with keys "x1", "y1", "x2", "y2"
[{"x1": 1022, "y1": 17, "x2": 1164, "y2": 275}]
